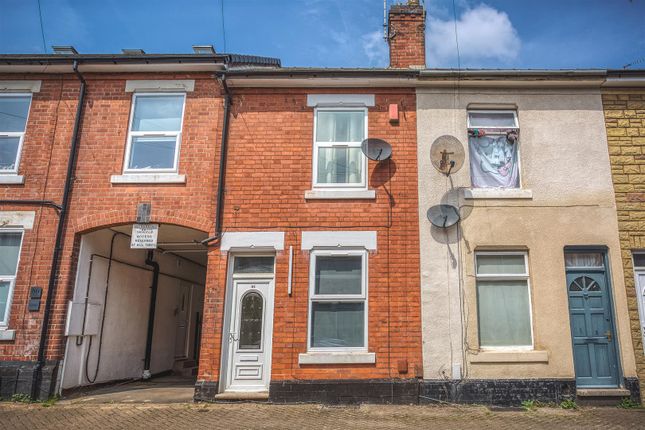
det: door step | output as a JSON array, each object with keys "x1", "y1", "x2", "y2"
[
  {"x1": 214, "y1": 391, "x2": 269, "y2": 401},
  {"x1": 577, "y1": 388, "x2": 631, "y2": 406}
]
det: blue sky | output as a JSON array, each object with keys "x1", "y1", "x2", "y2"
[{"x1": 1, "y1": 0, "x2": 644, "y2": 69}]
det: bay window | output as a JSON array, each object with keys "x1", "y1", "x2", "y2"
[
  {"x1": 0, "y1": 94, "x2": 31, "y2": 174},
  {"x1": 308, "y1": 249, "x2": 367, "y2": 350},
  {"x1": 124, "y1": 93, "x2": 185, "y2": 173},
  {"x1": 475, "y1": 251, "x2": 533, "y2": 349}
]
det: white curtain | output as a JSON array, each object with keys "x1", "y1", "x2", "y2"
[
  {"x1": 469, "y1": 135, "x2": 520, "y2": 188},
  {"x1": 477, "y1": 280, "x2": 532, "y2": 347},
  {"x1": 565, "y1": 252, "x2": 604, "y2": 268},
  {"x1": 317, "y1": 147, "x2": 362, "y2": 184}
]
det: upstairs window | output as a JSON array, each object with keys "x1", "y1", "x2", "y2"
[
  {"x1": 467, "y1": 110, "x2": 520, "y2": 189},
  {"x1": 0, "y1": 94, "x2": 32, "y2": 174},
  {"x1": 124, "y1": 93, "x2": 186, "y2": 173},
  {"x1": 0, "y1": 230, "x2": 23, "y2": 326},
  {"x1": 313, "y1": 108, "x2": 367, "y2": 188}
]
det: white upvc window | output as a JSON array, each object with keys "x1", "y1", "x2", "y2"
[
  {"x1": 467, "y1": 110, "x2": 521, "y2": 189},
  {"x1": 123, "y1": 93, "x2": 186, "y2": 173},
  {"x1": 308, "y1": 249, "x2": 368, "y2": 351},
  {"x1": 0, "y1": 93, "x2": 32, "y2": 174},
  {"x1": 475, "y1": 251, "x2": 533, "y2": 350},
  {"x1": 0, "y1": 229, "x2": 24, "y2": 327},
  {"x1": 312, "y1": 107, "x2": 368, "y2": 189}
]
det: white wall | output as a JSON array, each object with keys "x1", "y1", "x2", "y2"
[{"x1": 61, "y1": 228, "x2": 206, "y2": 389}]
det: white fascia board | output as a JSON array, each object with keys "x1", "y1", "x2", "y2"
[
  {"x1": 0, "y1": 80, "x2": 41, "y2": 92},
  {"x1": 220, "y1": 231, "x2": 285, "y2": 251},
  {"x1": 307, "y1": 94, "x2": 375, "y2": 107},
  {"x1": 301, "y1": 231, "x2": 377, "y2": 251},
  {"x1": 0, "y1": 211, "x2": 35, "y2": 229},
  {"x1": 125, "y1": 79, "x2": 195, "y2": 92}
]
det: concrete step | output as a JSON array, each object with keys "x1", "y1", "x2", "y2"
[
  {"x1": 577, "y1": 388, "x2": 632, "y2": 406},
  {"x1": 213, "y1": 391, "x2": 269, "y2": 401}
]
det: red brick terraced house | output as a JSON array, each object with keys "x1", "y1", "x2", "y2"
[{"x1": 0, "y1": 2, "x2": 425, "y2": 403}]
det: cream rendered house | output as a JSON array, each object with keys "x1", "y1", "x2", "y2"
[{"x1": 416, "y1": 70, "x2": 640, "y2": 404}]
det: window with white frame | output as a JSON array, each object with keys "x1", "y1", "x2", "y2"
[
  {"x1": 0, "y1": 94, "x2": 32, "y2": 174},
  {"x1": 124, "y1": 93, "x2": 186, "y2": 173},
  {"x1": 467, "y1": 110, "x2": 520, "y2": 189},
  {"x1": 313, "y1": 108, "x2": 367, "y2": 188},
  {"x1": 0, "y1": 230, "x2": 23, "y2": 327},
  {"x1": 475, "y1": 251, "x2": 533, "y2": 348},
  {"x1": 308, "y1": 249, "x2": 367, "y2": 350}
]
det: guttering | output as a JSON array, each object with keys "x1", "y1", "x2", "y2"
[
  {"x1": 417, "y1": 69, "x2": 608, "y2": 88},
  {"x1": 201, "y1": 76, "x2": 231, "y2": 246},
  {"x1": 604, "y1": 69, "x2": 645, "y2": 88},
  {"x1": 31, "y1": 59, "x2": 86, "y2": 400}
]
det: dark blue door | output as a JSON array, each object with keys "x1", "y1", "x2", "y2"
[{"x1": 566, "y1": 267, "x2": 619, "y2": 387}]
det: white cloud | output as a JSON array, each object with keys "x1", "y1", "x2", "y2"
[
  {"x1": 427, "y1": 4, "x2": 521, "y2": 67},
  {"x1": 361, "y1": 30, "x2": 388, "y2": 67}
]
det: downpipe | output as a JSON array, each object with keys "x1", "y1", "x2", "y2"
[{"x1": 143, "y1": 250, "x2": 160, "y2": 380}]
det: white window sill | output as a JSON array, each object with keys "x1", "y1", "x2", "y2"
[
  {"x1": 299, "y1": 352, "x2": 376, "y2": 365},
  {"x1": 469, "y1": 350, "x2": 548, "y2": 363},
  {"x1": 0, "y1": 329, "x2": 16, "y2": 341},
  {"x1": 305, "y1": 189, "x2": 376, "y2": 200},
  {"x1": 0, "y1": 175, "x2": 24, "y2": 185},
  {"x1": 110, "y1": 174, "x2": 186, "y2": 184},
  {"x1": 464, "y1": 188, "x2": 533, "y2": 200}
]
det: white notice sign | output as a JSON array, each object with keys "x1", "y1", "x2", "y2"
[{"x1": 131, "y1": 224, "x2": 159, "y2": 249}]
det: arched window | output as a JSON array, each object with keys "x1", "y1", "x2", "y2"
[{"x1": 239, "y1": 292, "x2": 263, "y2": 350}]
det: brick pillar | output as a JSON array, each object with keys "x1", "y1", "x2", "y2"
[{"x1": 388, "y1": 0, "x2": 426, "y2": 69}]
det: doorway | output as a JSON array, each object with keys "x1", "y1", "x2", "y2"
[
  {"x1": 221, "y1": 255, "x2": 275, "y2": 393},
  {"x1": 565, "y1": 250, "x2": 620, "y2": 388},
  {"x1": 633, "y1": 253, "x2": 645, "y2": 355}
]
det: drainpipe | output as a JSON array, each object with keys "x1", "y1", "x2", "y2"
[
  {"x1": 31, "y1": 60, "x2": 86, "y2": 400},
  {"x1": 142, "y1": 250, "x2": 160, "y2": 379},
  {"x1": 201, "y1": 76, "x2": 231, "y2": 246}
]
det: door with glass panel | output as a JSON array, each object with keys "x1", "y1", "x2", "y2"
[
  {"x1": 565, "y1": 251, "x2": 619, "y2": 387},
  {"x1": 225, "y1": 256, "x2": 274, "y2": 392}
]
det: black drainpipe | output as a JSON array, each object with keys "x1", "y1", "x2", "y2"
[
  {"x1": 201, "y1": 75, "x2": 231, "y2": 246},
  {"x1": 142, "y1": 250, "x2": 160, "y2": 379},
  {"x1": 31, "y1": 60, "x2": 86, "y2": 400}
]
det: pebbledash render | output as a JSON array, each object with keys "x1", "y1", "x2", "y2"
[{"x1": 0, "y1": 0, "x2": 643, "y2": 405}]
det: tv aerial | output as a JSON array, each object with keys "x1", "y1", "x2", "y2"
[
  {"x1": 427, "y1": 204, "x2": 461, "y2": 228},
  {"x1": 430, "y1": 135, "x2": 465, "y2": 176},
  {"x1": 361, "y1": 138, "x2": 392, "y2": 161}
]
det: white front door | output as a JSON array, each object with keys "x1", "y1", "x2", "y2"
[
  {"x1": 636, "y1": 270, "x2": 645, "y2": 354},
  {"x1": 226, "y1": 279, "x2": 273, "y2": 392}
]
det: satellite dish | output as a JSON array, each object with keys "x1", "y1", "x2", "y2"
[
  {"x1": 427, "y1": 204, "x2": 461, "y2": 228},
  {"x1": 430, "y1": 135, "x2": 465, "y2": 176},
  {"x1": 361, "y1": 138, "x2": 392, "y2": 161}
]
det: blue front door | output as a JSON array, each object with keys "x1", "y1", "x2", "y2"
[{"x1": 566, "y1": 258, "x2": 619, "y2": 387}]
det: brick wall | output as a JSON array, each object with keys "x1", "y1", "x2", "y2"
[
  {"x1": 197, "y1": 88, "x2": 422, "y2": 383},
  {"x1": 0, "y1": 73, "x2": 223, "y2": 363},
  {"x1": 603, "y1": 91, "x2": 645, "y2": 397}
]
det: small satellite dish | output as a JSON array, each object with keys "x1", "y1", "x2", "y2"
[
  {"x1": 427, "y1": 204, "x2": 461, "y2": 228},
  {"x1": 361, "y1": 138, "x2": 392, "y2": 161},
  {"x1": 430, "y1": 135, "x2": 465, "y2": 176}
]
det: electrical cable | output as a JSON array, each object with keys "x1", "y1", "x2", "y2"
[{"x1": 37, "y1": 0, "x2": 47, "y2": 53}]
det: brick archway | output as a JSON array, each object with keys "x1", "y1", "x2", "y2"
[{"x1": 73, "y1": 209, "x2": 213, "y2": 235}]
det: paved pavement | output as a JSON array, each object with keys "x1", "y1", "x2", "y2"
[{"x1": 1, "y1": 402, "x2": 644, "y2": 429}]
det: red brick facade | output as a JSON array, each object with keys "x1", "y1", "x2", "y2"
[
  {"x1": 1, "y1": 72, "x2": 422, "y2": 398},
  {"x1": 0, "y1": 72, "x2": 223, "y2": 365},
  {"x1": 197, "y1": 88, "x2": 422, "y2": 385}
]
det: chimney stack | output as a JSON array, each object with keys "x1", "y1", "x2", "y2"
[{"x1": 387, "y1": 0, "x2": 426, "y2": 69}]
